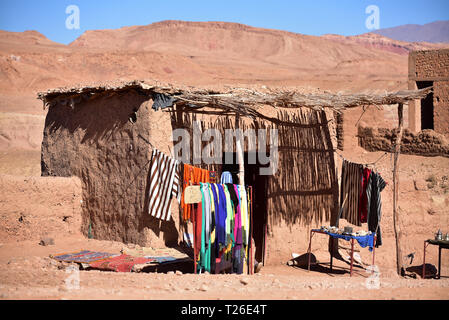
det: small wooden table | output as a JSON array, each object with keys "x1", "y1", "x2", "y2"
[
  {"x1": 422, "y1": 239, "x2": 449, "y2": 279},
  {"x1": 307, "y1": 229, "x2": 376, "y2": 277}
]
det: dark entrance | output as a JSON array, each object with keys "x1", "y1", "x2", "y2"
[
  {"x1": 417, "y1": 81, "x2": 434, "y2": 130},
  {"x1": 222, "y1": 152, "x2": 269, "y2": 266}
]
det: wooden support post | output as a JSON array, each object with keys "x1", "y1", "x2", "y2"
[
  {"x1": 235, "y1": 111, "x2": 245, "y2": 186},
  {"x1": 393, "y1": 103, "x2": 404, "y2": 276}
]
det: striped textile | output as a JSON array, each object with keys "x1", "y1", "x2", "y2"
[
  {"x1": 339, "y1": 160, "x2": 362, "y2": 226},
  {"x1": 148, "y1": 149, "x2": 182, "y2": 221}
]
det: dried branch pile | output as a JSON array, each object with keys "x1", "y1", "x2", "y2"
[
  {"x1": 37, "y1": 80, "x2": 432, "y2": 119},
  {"x1": 173, "y1": 87, "x2": 432, "y2": 112}
]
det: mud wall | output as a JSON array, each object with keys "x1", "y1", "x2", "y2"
[
  {"x1": 409, "y1": 49, "x2": 449, "y2": 79},
  {"x1": 41, "y1": 91, "x2": 180, "y2": 247},
  {"x1": 434, "y1": 81, "x2": 449, "y2": 136},
  {"x1": 408, "y1": 49, "x2": 449, "y2": 134},
  {"x1": 358, "y1": 126, "x2": 449, "y2": 158}
]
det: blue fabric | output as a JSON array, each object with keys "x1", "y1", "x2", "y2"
[
  {"x1": 216, "y1": 184, "x2": 228, "y2": 247},
  {"x1": 210, "y1": 184, "x2": 220, "y2": 224},
  {"x1": 143, "y1": 256, "x2": 185, "y2": 264},
  {"x1": 52, "y1": 250, "x2": 117, "y2": 263},
  {"x1": 220, "y1": 171, "x2": 233, "y2": 184},
  {"x1": 313, "y1": 229, "x2": 376, "y2": 251}
]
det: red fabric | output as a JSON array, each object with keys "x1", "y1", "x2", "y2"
[
  {"x1": 359, "y1": 168, "x2": 372, "y2": 223},
  {"x1": 193, "y1": 202, "x2": 202, "y2": 263}
]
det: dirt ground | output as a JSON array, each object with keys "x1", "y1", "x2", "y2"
[
  {"x1": 0, "y1": 107, "x2": 448, "y2": 300},
  {"x1": 0, "y1": 234, "x2": 448, "y2": 300},
  {"x1": 1, "y1": 108, "x2": 448, "y2": 300},
  {"x1": 0, "y1": 168, "x2": 448, "y2": 300}
]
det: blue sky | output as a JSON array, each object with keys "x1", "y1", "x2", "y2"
[{"x1": 0, "y1": 0, "x2": 448, "y2": 44}]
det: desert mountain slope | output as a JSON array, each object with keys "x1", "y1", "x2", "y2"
[
  {"x1": 0, "y1": 20, "x2": 447, "y2": 117},
  {"x1": 70, "y1": 20, "x2": 408, "y2": 73},
  {"x1": 2, "y1": 19, "x2": 437, "y2": 100},
  {"x1": 372, "y1": 20, "x2": 449, "y2": 43},
  {"x1": 322, "y1": 32, "x2": 447, "y2": 55}
]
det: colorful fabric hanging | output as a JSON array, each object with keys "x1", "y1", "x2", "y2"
[
  {"x1": 191, "y1": 181, "x2": 252, "y2": 275},
  {"x1": 181, "y1": 164, "x2": 211, "y2": 221}
]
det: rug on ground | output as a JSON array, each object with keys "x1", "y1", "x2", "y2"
[{"x1": 50, "y1": 250, "x2": 192, "y2": 272}]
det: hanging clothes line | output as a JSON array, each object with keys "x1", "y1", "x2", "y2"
[
  {"x1": 190, "y1": 182, "x2": 254, "y2": 275},
  {"x1": 335, "y1": 151, "x2": 389, "y2": 168},
  {"x1": 337, "y1": 157, "x2": 387, "y2": 248},
  {"x1": 147, "y1": 148, "x2": 217, "y2": 222}
]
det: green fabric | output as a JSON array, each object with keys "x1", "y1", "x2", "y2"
[
  {"x1": 199, "y1": 184, "x2": 212, "y2": 273},
  {"x1": 199, "y1": 185, "x2": 206, "y2": 272}
]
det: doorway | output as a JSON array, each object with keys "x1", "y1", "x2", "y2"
[
  {"x1": 417, "y1": 81, "x2": 434, "y2": 130},
  {"x1": 221, "y1": 152, "x2": 269, "y2": 265}
]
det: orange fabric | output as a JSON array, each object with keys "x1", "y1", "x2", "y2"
[{"x1": 181, "y1": 164, "x2": 211, "y2": 221}]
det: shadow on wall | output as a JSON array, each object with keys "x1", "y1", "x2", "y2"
[
  {"x1": 169, "y1": 107, "x2": 339, "y2": 228},
  {"x1": 43, "y1": 90, "x2": 148, "y2": 146}
]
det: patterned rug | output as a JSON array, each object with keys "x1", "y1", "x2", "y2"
[
  {"x1": 51, "y1": 250, "x2": 192, "y2": 272},
  {"x1": 51, "y1": 250, "x2": 118, "y2": 263},
  {"x1": 88, "y1": 254, "x2": 157, "y2": 272}
]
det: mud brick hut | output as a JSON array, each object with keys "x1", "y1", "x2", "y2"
[
  {"x1": 358, "y1": 49, "x2": 449, "y2": 159},
  {"x1": 408, "y1": 48, "x2": 449, "y2": 135},
  {"x1": 37, "y1": 80, "x2": 431, "y2": 265}
]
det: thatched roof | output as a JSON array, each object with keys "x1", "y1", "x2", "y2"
[{"x1": 37, "y1": 80, "x2": 432, "y2": 117}]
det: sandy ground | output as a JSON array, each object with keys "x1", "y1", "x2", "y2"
[
  {"x1": 1, "y1": 234, "x2": 448, "y2": 300},
  {"x1": 1, "y1": 107, "x2": 449, "y2": 301},
  {"x1": 0, "y1": 167, "x2": 448, "y2": 300},
  {"x1": 0, "y1": 167, "x2": 447, "y2": 301}
]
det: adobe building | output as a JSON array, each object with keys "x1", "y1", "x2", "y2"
[
  {"x1": 37, "y1": 80, "x2": 429, "y2": 265},
  {"x1": 408, "y1": 49, "x2": 449, "y2": 136}
]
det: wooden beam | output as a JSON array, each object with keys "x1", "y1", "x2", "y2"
[
  {"x1": 235, "y1": 108, "x2": 245, "y2": 186},
  {"x1": 393, "y1": 103, "x2": 404, "y2": 276}
]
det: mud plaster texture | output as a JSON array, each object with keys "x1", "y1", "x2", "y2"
[
  {"x1": 408, "y1": 49, "x2": 449, "y2": 135},
  {"x1": 357, "y1": 126, "x2": 449, "y2": 158},
  {"x1": 41, "y1": 91, "x2": 181, "y2": 248}
]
